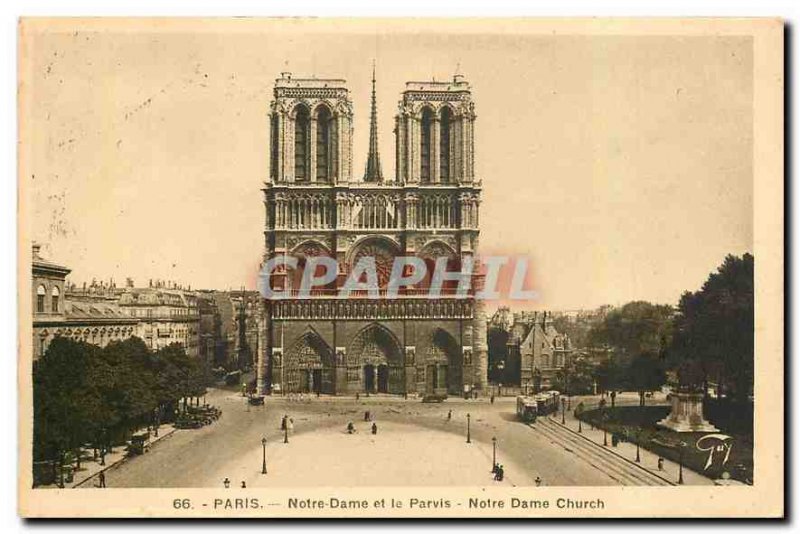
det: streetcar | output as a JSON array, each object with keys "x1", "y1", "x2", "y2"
[
  {"x1": 534, "y1": 390, "x2": 561, "y2": 415},
  {"x1": 516, "y1": 396, "x2": 538, "y2": 423}
]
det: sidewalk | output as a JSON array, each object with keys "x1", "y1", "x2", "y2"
[
  {"x1": 67, "y1": 423, "x2": 177, "y2": 489},
  {"x1": 555, "y1": 405, "x2": 716, "y2": 486}
]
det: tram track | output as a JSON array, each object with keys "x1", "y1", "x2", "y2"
[{"x1": 528, "y1": 417, "x2": 674, "y2": 486}]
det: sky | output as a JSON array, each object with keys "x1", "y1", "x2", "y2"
[{"x1": 20, "y1": 20, "x2": 754, "y2": 311}]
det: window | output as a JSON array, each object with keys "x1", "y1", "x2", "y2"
[
  {"x1": 270, "y1": 113, "x2": 279, "y2": 179},
  {"x1": 294, "y1": 106, "x2": 310, "y2": 181},
  {"x1": 51, "y1": 286, "x2": 60, "y2": 313},
  {"x1": 420, "y1": 107, "x2": 433, "y2": 183},
  {"x1": 440, "y1": 107, "x2": 452, "y2": 182},
  {"x1": 316, "y1": 106, "x2": 331, "y2": 181},
  {"x1": 36, "y1": 285, "x2": 46, "y2": 313}
]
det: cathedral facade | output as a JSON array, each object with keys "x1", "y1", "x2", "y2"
[{"x1": 257, "y1": 70, "x2": 487, "y2": 397}]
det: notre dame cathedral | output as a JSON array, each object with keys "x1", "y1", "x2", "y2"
[{"x1": 256, "y1": 69, "x2": 487, "y2": 397}]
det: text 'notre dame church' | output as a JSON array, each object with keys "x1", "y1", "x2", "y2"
[{"x1": 257, "y1": 68, "x2": 487, "y2": 397}]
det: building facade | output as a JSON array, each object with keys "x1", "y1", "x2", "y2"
[
  {"x1": 488, "y1": 307, "x2": 574, "y2": 391},
  {"x1": 257, "y1": 71, "x2": 487, "y2": 396},
  {"x1": 31, "y1": 245, "x2": 137, "y2": 360},
  {"x1": 117, "y1": 287, "x2": 200, "y2": 358}
]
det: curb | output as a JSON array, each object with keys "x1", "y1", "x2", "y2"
[{"x1": 72, "y1": 428, "x2": 178, "y2": 488}]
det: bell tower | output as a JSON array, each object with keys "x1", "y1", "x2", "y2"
[
  {"x1": 269, "y1": 72, "x2": 354, "y2": 184},
  {"x1": 394, "y1": 74, "x2": 476, "y2": 185}
]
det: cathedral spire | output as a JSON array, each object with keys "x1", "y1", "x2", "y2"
[{"x1": 363, "y1": 61, "x2": 383, "y2": 182}]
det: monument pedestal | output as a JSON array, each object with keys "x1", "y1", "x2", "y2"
[{"x1": 658, "y1": 392, "x2": 718, "y2": 433}]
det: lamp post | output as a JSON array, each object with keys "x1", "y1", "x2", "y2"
[
  {"x1": 491, "y1": 436, "x2": 497, "y2": 472},
  {"x1": 466, "y1": 413, "x2": 471, "y2": 444},
  {"x1": 635, "y1": 429, "x2": 641, "y2": 463},
  {"x1": 561, "y1": 397, "x2": 566, "y2": 424},
  {"x1": 261, "y1": 437, "x2": 267, "y2": 474},
  {"x1": 678, "y1": 441, "x2": 687, "y2": 484},
  {"x1": 578, "y1": 417, "x2": 582, "y2": 433}
]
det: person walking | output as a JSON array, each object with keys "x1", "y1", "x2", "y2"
[
  {"x1": 287, "y1": 417, "x2": 294, "y2": 434},
  {"x1": 490, "y1": 394, "x2": 495, "y2": 404},
  {"x1": 98, "y1": 471, "x2": 106, "y2": 488},
  {"x1": 280, "y1": 415, "x2": 287, "y2": 431},
  {"x1": 494, "y1": 465, "x2": 504, "y2": 482},
  {"x1": 347, "y1": 421, "x2": 355, "y2": 434},
  {"x1": 371, "y1": 422, "x2": 378, "y2": 435},
  {"x1": 447, "y1": 409, "x2": 452, "y2": 421},
  {"x1": 535, "y1": 476, "x2": 542, "y2": 487}
]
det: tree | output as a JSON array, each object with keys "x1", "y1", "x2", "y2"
[
  {"x1": 487, "y1": 327, "x2": 509, "y2": 384},
  {"x1": 592, "y1": 358, "x2": 625, "y2": 396},
  {"x1": 627, "y1": 353, "x2": 666, "y2": 407},
  {"x1": 588, "y1": 301, "x2": 674, "y2": 368},
  {"x1": 33, "y1": 338, "x2": 103, "y2": 480},
  {"x1": 670, "y1": 254, "x2": 754, "y2": 403}
]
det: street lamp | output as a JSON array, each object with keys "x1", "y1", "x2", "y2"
[
  {"x1": 678, "y1": 441, "x2": 687, "y2": 484},
  {"x1": 261, "y1": 437, "x2": 267, "y2": 474},
  {"x1": 466, "y1": 413, "x2": 471, "y2": 444},
  {"x1": 561, "y1": 397, "x2": 566, "y2": 424},
  {"x1": 578, "y1": 417, "x2": 582, "y2": 433},
  {"x1": 491, "y1": 436, "x2": 497, "y2": 472},
  {"x1": 635, "y1": 429, "x2": 641, "y2": 463}
]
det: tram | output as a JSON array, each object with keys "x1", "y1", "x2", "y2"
[
  {"x1": 516, "y1": 396, "x2": 538, "y2": 423},
  {"x1": 534, "y1": 390, "x2": 561, "y2": 415}
]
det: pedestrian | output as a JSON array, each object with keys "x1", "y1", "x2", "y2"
[
  {"x1": 447, "y1": 409, "x2": 452, "y2": 421},
  {"x1": 347, "y1": 421, "x2": 355, "y2": 434},
  {"x1": 281, "y1": 414, "x2": 287, "y2": 430},
  {"x1": 241, "y1": 481, "x2": 247, "y2": 489},
  {"x1": 657, "y1": 457, "x2": 664, "y2": 471},
  {"x1": 223, "y1": 477, "x2": 231, "y2": 488},
  {"x1": 364, "y1": 410, "x2": 371, "y2": 422},
  {"x1": 490, "y1": 394, "x2": 495, "y2": 404},
  {"x1": 356, "y1": 392, "x2": 360, "y2": 401},
  {"x1": 98, "y1": 471, "x2": 106, "y2": 488},
  {"x1": 494, "y1": 464, "x2": 504, "y2": 482},
  {"x1": 535, "y1": 476, "x2": 542, "y2": 487},
  {"x1": 287, "y1": 418, "x2": 294, "y2": 434},
  {"x1": 371, "y1": 422, "x2": 378, "y2": 435}
]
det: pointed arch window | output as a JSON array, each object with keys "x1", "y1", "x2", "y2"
[
  {"x1": 440, "y1": 107, "x2": 452, "y2": 183},
  {"x1": 420, "y1": 107, "x2": 434, "y2": 183},
  {"x1": 315, "y1": 106, "x2": 331, "y2": 181},
  {"x1": 270, "y1": 113, "x2": 279, "y2": 179},
  {"x1": 294, "y1": 106, "x2": 310, "y2": 181}
]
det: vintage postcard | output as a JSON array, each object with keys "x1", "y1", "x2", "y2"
[{"x1": 17, "y1": 18, "x2": 783, "y2": 518}]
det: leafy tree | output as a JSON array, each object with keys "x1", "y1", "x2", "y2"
[
  {"x1": 591, "y1": 358, "x2": 626, "y2": 395},
  {"x1": 552, "y1": 358, "x2": 595, "y2": 395},
  {"x1": 588, "y1": 301, "x2": 674, "y2": 367},
  {"x1": 33, "y1": 335, "x2": 207, "y2": 480},
  {"x1": 33, "y1": 338, "x2": 103, "y2": 475},
  {"x1": 627, "y1": 352, "x2": 666, "y2": 406},
  {"x1": 670, "y1": 254, "x2": 754, "y2": 402},
  {"x1": 487, "y1": 327, "x2": 509, "y2": 383}
]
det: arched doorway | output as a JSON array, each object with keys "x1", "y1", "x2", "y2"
[
  {"x1": 421, "y1": 329, "x2": 462, "y2": 396},
  {"x1": 348, "y1": 323, "x2": 404, "y2": 395},
  {"x1": 363, "y1": 364, "x2": 376, "y2": 393},
  {"x1": 377, "y1": 364, "x2": 389, "y2": 393},
  {"x1": 284, "y1": 330, "x2": 335, "y2": 394}
]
